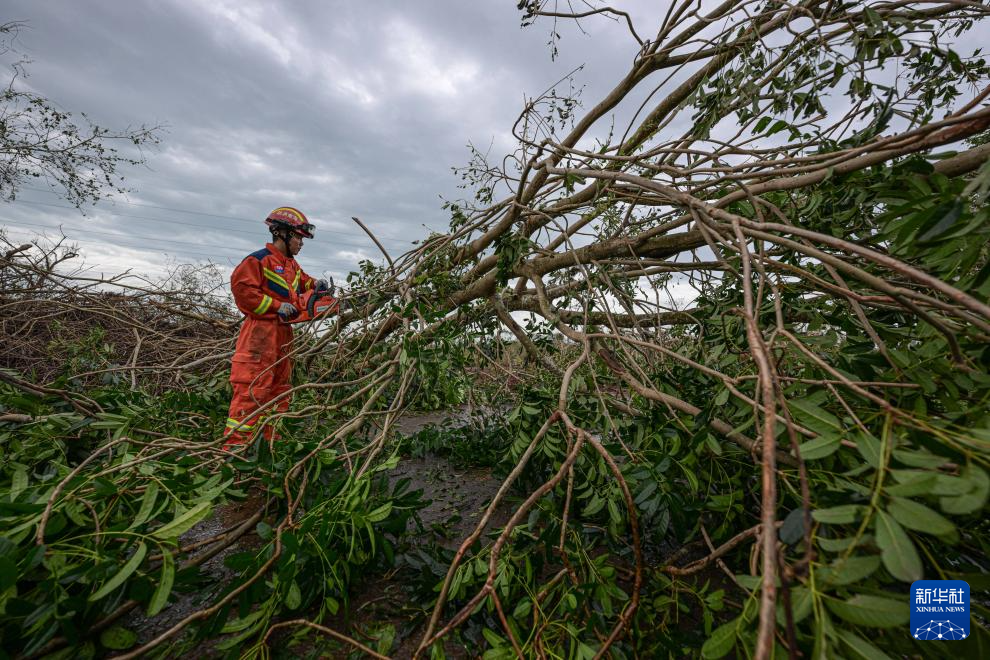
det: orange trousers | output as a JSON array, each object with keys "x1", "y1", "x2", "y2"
[{"x1": 224, "y1": 318, "x2": 293, "y2": 447}]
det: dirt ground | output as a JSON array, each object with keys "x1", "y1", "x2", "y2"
[
  {"x1": 122, "y1": 489, "x2": 268, "y2": 650},
  {"x1": 315, "y1": 407, "x2": 513, "y2": 658},
  {"x1": 124, "y1": 408, "x2": 509, "y2": 657},
  {"x1": 336, "y1": 454, "x2": 511, "y2": 658}
]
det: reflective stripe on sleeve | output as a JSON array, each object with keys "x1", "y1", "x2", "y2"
[{"x1": 253, "y1": 295, "x2": 273, "y2": 315}]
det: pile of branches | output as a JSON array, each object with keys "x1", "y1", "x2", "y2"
[
  {"x1": 3, "y1": 1, "x2": 990, "y2": 658},
  {"x1": 0, "y1": 236, "x2": 236, "y2": 391}
]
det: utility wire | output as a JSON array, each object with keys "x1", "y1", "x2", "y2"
[
  {"x1": 1, "y1": 222, "x2": 245, "y2": 261},
  {"x1": 2, "y1": 221, "x2": 349, "y2": 269},
  {"x1": 6, "y1": 219, "x2": 285, "y2": 258},
  {"x1": 8, "y1": 202, "x2": 392, "y2": 253},
  {"x1": 21, "y1": 185, "x2": 411, "y2": 242}
]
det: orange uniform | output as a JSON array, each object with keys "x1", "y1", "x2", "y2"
[{"x1": 224, "y1": 242, "x2": 316, "y2": 446}]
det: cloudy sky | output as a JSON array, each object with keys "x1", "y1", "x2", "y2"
[{"x1": 1, "y1": 1, "x2": 655, "y2": 283}]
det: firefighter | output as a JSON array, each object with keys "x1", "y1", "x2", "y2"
[{"x1": 223, "y1": 206, "x2": 331, "y2": 449}]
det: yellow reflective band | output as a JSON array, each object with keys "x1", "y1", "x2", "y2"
[
  {"x1": 263, "y1": 268, "x2": 291, "y2": 290},
  {"x1": 273, "y1": 207, "x2": 305, "y2": 223},
  {"x1": 226, "y1": 417, "x2": 256, "y2": 431},
  {"x1": 253, "y1": 295, "x2": 273, "y2": 315},
  {"x1": 304, "y1": 279, "x2": 313, "y2": 291},
  {"x1": 292, "y1": 271, "x2": 301, "y2": 290}
]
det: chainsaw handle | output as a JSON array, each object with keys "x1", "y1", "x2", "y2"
[{"x1": 307, "y1": 289, "x2": 319, "y2": 317}]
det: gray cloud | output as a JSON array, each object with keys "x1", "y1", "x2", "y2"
[
  {"x1": 12, "y1": 2, "x2": 976, "y2": 282},
  {"x1": 2, "y1": 0, "x2": 650, "y2": 281}
]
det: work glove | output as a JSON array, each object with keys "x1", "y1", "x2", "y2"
[
  {"x1": 277, "y1": 302, "x2": 299, "y2": 321},
  {"x1": 315, "y1": 278, "x2": 332, "y2": 292}
]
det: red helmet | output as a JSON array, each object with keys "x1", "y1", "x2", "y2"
[{"x1": 265, "y1": 207, "x2": 315, "y2": 239}]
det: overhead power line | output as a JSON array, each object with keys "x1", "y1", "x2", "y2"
[
  {"x1": 0, "y1": 221, "x2": 359, "y2": 272},
  {"x1": 8, "y1": 203, "x2": 394, "y2": 253},
  {"x1": 1, "y1": 222, "x2": 245, "y2": 261},
  {"x1": 20, "y1": 185, "x2": 412, "y2": 243}
]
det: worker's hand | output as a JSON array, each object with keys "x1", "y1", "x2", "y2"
[
  {"x1": 277, "y1": 302, "x2": 299, "y2": 321},
  {"x1": 316, "y1": 278, "x2": 333, "y2": 293}
]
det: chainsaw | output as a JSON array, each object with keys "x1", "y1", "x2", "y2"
[{"x1": 289, "y1": 277, "x2": 341, "y2": 323}]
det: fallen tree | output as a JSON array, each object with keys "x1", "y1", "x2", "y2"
[{"x1": 2, "y1": 2, "x2": 990, "y2": 658}]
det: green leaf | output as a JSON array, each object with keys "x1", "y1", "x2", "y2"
[
  {"x1": 812, "y1": 505, "x2": 865, "y2": 524},
  {"x1": 127, "y1": 481, "x2": 159, "y2": 531},
  {"x1": 0, "y1": 556, "x2": 17, "y2": 591},
  {"x1": 10, "y1": 468, "x2": 28, "y2": 501},
  {"x1": 366, "y1": 501, "x2": 393, "y2": 523},
  {"x1": 193, "y1": 477, "x2": 233, "y2": 504},
  {"x1": 701, "y1": 618, "x2": 737, "y2": 659},
  {"x1": 940, "y1": 465, "x2": 989, "y2": 515},
  {"x1": 373, "y1": 623, "x2": 396, "y2": 654},
  {"x1": 482, "y1": 627, "x2": 507, "y2": 648},
  {"x1": 152, "y1": 501, "x2": 212, "y2": 540},
  {"x1": 607, "y1": 498, "x2": 622, "y2": 525},
  {"x1": 220, "y1": 607, "x2": 266, "y2": 633},
  {"x1": 789, "y1": 399, "x2": 842, "y2": 433},
  {"x1": 734, "y1": 575, "x2": 762, "y2": 592},
  {"x1": 797, "y1": 434, "x2": 841, "y2": 460},
  {"x1": 886, "y1": 471, "x2": 937, "y2": 497},
  {"x1": 820, "y1": 555, "x2": 881, "y2": 586},
  {"x1": 892, "y1": 449, "x2": 948, "y2": 469},
  {"x1": 856, "y1": 432, "x2": 882, "y2": 469},
  {"x1": 714, "y1": 387, "x2": 730, "y2": 406},
  {"x1": 64, "y1": 501, "x2": 89, "y2": 528},
  {"x1": 285, "y1": 580, "x2": 302, "y2": 610},
  {"x1": 147, "y1": 549, "x2": 174, "y2": 616},
  {"x1": 583, "y1": 494, "x2": 605, "y2": 517},
  {"x1": 826, "y1": 594, "x2": 909, "y2": 628},
  {"x1": 917, "y1": 199, "x2": 963, "y2": 243},
  {"x1": 216, "y1": 617, "x2": 267, "y2": 650},
  {"x1": 789, "y1": 587, "x2": 814, "y2": 624},
  {"x1": 575, "y1": 641, "x2": 596, "y2": 660},
  {"x1": 836, "y1": 629, "x2": 893, "y2": 660},
  {"x1": 100, "y1": 626, "x2": 137, "y2": 650},
  {"x1": 887, "y1": 497, "x2": 954, "y2": 536},
  {"x1": 779, "y1": 508, "x2": 806, "y2": 545},
  {"x1": 90, "y1": 542, "x2": 147, "y2": 602},
  {"x1": 766, "y1": 119, "x2": 790, "y2": 136},
  {"x1": 932, "y1": 474, "x2": 971, "y2": 496},
  {"x1": 812, "y1": 610, "x2": 832, "y2": 660},
  {"x1": 818, "y1": 535, "x2": 872, "y2": 552},
  {"x1": 875, "y1": 510, "x2": 922, "y2": 582}
]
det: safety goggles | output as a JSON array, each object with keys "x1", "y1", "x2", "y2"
[{"x1": 271, "y1": 219, "x2": 315, "y2": 238}]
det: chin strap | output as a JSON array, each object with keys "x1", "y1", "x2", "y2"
[{"x1": 271, "y1": 229, "x2": 293, "y2": 253}]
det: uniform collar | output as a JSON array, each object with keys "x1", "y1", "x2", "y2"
[{"x1": 265, "y1": 242, "x2": 295, "y2": 263}]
